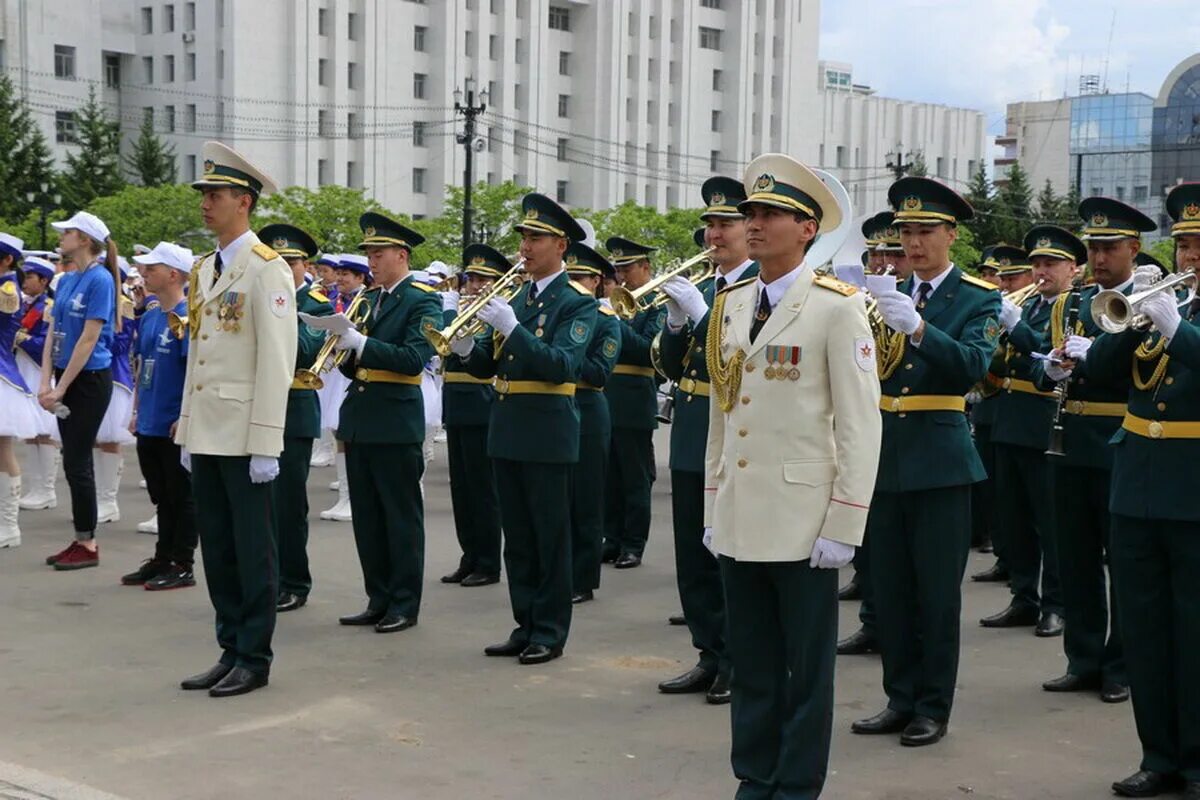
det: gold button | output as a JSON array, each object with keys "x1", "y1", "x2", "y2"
[
  {"x1": 198, "y1": 360, "x2": 205, "y2": 366},
  {"x1": 196, "y1": 384, "x2": 203, "y2": 390},
  {"x1": 201, "y1": 334, "x2": 209, "y2": 341},
  {"x1": 901, "y1": 387, "x2": 910, "y2": 395},
  {"x1": 740, "y1": 395, "x2": 750, "y2": 405},
  {"x1": 904, "y1": 363, "x2": 913, "y2": 370},
  {"x1": 1157, "y1": 402, "x2": 1167, "y2": 411},
  {"x1": 738, "y1": 429, "x2": 748, "y2": 437},
  {"x1": 205, "y1": 308, "x2": 212, "y2": 316},
  {"x1": 745, "y1": 362, "x2": 755, "y2": 372},
  {"x1": 737, "y1": 458, "x2": 747, "y2": 468},
  {"x1": 1166, "y1": 377, "x2": 1175, "y2": 385}
]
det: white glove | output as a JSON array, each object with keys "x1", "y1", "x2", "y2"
[
  {"x1": 1139, "y1": 291, "x2": 1183, "y2": 340},
  {"x1": 999, "y1": 298, "x2": 1023, "y2": 331},
  {"x1": 477, "y1": 296, "x2": 519, "y2": 337},
  {"x1": 1044, "y1": 359, "x2": 1073, "y2": 382},
  {"x1": 180, "y1": 448, "x2": 191, "y2": 473},
  {"x1": 875, "y1": 291, "x2": 922, "y2": 335},
  {"x1": 449, "y1": 335, "x2": 475, "y2": 357},
  {"x1": 248, "y1": 455, "x2": 280, "y2": 484},
  {"x1": 1064, "y1": 334, "x2": 1093, "y2": 362},
  {"x1": 809, "y1": 536, "x2": 856, "y2": 569},
  {"x1": 333, "y1": 327, "x2": 366, "y2": 356},
  {"x1": 661, "y1": 275, "x2": 709, "y2": 325},
  {"x1": 442, "y1": 290, "x2": 460, "y2": 312},
  {"x1": 702, "y1": 526, "x2": 716, "y2": 557},
  {"x1": 1133, "y1": 265, "x2": 1163, "y2": 292},
  {"x1": 965, "y1": 389, "x2": 983, "y2": 406},
  {"x1": 599, "y1": 298, "x2": 613, "y2": 310}
]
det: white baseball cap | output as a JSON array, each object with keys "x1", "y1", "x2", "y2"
[
  {"x1": 426, "y1": 260, "x2": 451, "y2": 279},
  {"x1": 51, "y1": 211, "x2": 110, "y2": 244},
  {"x1": 133, "y1": 241, "x2": 196, "y2": 274},
  {"x1": 0, "y1": 232, "x2": 24, "y2": 260}
]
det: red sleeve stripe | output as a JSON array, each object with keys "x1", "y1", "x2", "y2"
[{"x1": 831, "y1": 497, "x2": 868, "y2": 510}]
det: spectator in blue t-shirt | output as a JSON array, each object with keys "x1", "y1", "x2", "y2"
[{"x1": 39, "y1": 211, "x2": 121, "y2": 571}]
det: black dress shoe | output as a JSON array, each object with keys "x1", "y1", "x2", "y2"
[
  {"x1": 440, "y1": 565, "x2": 471, "y2": 584},
  {"x1": 460, "y1": 572, "x2": 500, "y2": 587},
  {"x1": 276, "y1": 592, "x2": 307, "y2": 612},
  {"x1": 668, "y1": 614, "x2": 687, "y2": 626},
  {"x1": 571, "y1": 590, "x2": 594, "y2": 604},
  {"x1": 339, "y1": 608, "x2": 386, "y2": 626},
  {"x1": 837, "y1": 576, "x2": 862, "y2": 601},
  {"x1": 1112, "y1": 769, "x2": 1179, "y2": 797},
  {"x1": 600, "y1": 549, "x2": 618, "y2": 564},
  {"x1": 900, "y1": 716, "x2": 947, "y2": 747},
  {"x1": 971, "y1": 561, "x2": 1010, "y2": 582},
  {"x1": 706, "y1": 673, "x2": 731, "y2": 705},
  {"x1": 658, "y1": 665, "x2": 717, "y2": 694},
  {"x1": 518, "y1": 644, "x2": 562, "y2": 665},
  {"x1": 484, "y1": 638, "x2": 526, "y2": 657},
  {"x1": 208, "y1": 666, "x2": 268, "y2": 698},
  {"x1": 614, "y1": 552, "x2": 642, "y2": 569},
  {"x1": 1042, "y1": 672, "x2": 1101, "y2": 692},
  {"x1": 375, "y1": 614, "x2": 416, "y2": 633},
  {"x1": 851, "y1": 708, "x2": 913, "y2": 735},
  {"x1": 979, "y1": 602, "x2": 1039, "y2": 628},
  {"x1": 1035, "y1": 611, "x2": 1065, "y2": 637},
  {"x1": 837, "y1": 628, "x2": 880, "y2": 655},
  {"x1": 181, "y1": 663, "x2": 233, "y2": 691},
  {"x1": 1101, "y1": 682, "x2": 1131, "y2": 704}
]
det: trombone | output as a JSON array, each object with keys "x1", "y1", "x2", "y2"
[
  {"x1": 610, "y1": 247, "x2": 716, "y2": 320},
  {"x1": 1093, "y1": 268, "x2": 1197, "y2": 334},
  {"x1": 167, "y1": 311, "x2": 189, "y2": 340},
  {"x1": 293, "y1": 290, "x2": 372, "y2": 390},
  {"x1": 424, "y1": 259, "x2": 526, "y2": 357}
]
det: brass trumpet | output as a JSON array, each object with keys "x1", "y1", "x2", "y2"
[
  {"x1": 1002, "y1": 278, "x2": 1045, "y2": 307},
  {"x1": 1094, "y1": 269, "x2": 1197, "y2": 334},
  {"x1": 610, "y1": 247, "x2": 716, "y2": 320},
  {"x1": 293, "y1": 290, "x2": 372, "y2": 390},
  {"x1": 424, "y1": 259, "x2": 526, "y2": 357},
  {"x1": 167, "y1": 311, "x2": 189, "y2": 340}
]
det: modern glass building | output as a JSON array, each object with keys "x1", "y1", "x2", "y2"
[
  {"x1": 1069, "y1": 92, "x2": 1157, "y2": 223},
  {"x1": 1152, "y1": 55, "x2": 1200, "y2": 232}
]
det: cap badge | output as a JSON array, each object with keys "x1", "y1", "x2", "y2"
[
  {"x1": 272, "y1": 237, "x2": 289, "y2": 250},
  {"x1": 469, "y1": 255, "x2": 486, "y2": 267},
  {"x1": 203, "y1": 159, "x2": 215, "y2": 175},
  {"x1": 902, "y1": 196, "x2": 922, "y2": 212},
  {"x1": 611, "y1": 248, "x2": 623, "y2": 258},
  {"x1": 1037, "y1": 237, "x2": 1052, "y2": 250},
  {"x1": 1091, "y1": 213, "x2": 1109, "y2": 228},
  {"x1": 1184, "y1": 203, "x2": 1200, "y2": 221},
  {"x1": 364, "y1": 226, "x2": 377, "y2": 237},
  {"x1": 565, "y1": 254, "x2": 579, "y2": 266},
  {"x1": 998, "y1": 257, "x2": 1011, "y2": 267},
  {"x1": 710, "y1": 191, "x2": 726, "y2": 206},
  {"x1": 753, "y1": 174, "x2": 775, "y2": 193},
  {"x1": 525, "y1": 208, "x2": 539, "y2": 221}
]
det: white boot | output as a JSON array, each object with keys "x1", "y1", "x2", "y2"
[
  {"x1": 95, "y1": 451, "x2": 123, "y2": 524},
  {"x1": 310, "y1": 430, "x2": 335, "y2": 468},
  {"x1": 0, "y1": 474, "x2": 21, "y2": 549},
  {"x1": 319, "y1": 451, "x2": 352, "y2": 522},
  {"x1": 137, "y1": 513, "x2": 158, "y2": 534},
  {"x1": 19, "y1": 443, "x2": 58, "y2": 510}
]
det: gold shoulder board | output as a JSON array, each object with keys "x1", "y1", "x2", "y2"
[
  {"x1": 813, "y1": 275, "x2": 858, "y2": 296},
  {"x1": 718, "y1": 277, "x2": 757, "y2": 295},
  {"x1": 568, "y1": 279, "x2": 593, "y2": 296},
  {"x1": 120, "y1": 295, "x2": 136, "y2": 319},
  {"x1": 0, "y1": 280, "x2": 17, "y2": 313},
  {"x1": 251, "y1": 243, "x2": 280, "y2": 262},
  {"x1": 411, "y1": 281, "x2": 435, "y2": 293},
  {"x1": 308, "y1": 287, "x2": 330, "y2": 303},
  {"x1": 960, "y1": 272, "x2": 1000, "y2": 291}
]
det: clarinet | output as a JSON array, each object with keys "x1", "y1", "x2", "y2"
[{"x1": 1045, "y1": 283, "x2": 1083, "y2": 457}]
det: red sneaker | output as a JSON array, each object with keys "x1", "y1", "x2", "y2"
[
  {"x1": 45, "y1": 541, "x2": 79, "y2": 566},
  {"x1": 53, "y1": 543, "x2": 99, "y2": 571}
]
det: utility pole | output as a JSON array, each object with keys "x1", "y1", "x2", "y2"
[
  {"x1": 886, "y1": 145, "x2": 913, "y2": 181},
  {"x1": 454, "y1": 77, "x2": 489, "y2": 251}
]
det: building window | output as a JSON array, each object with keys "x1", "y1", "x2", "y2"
[
  {"x1": 141, "y1": 6, "x2": 153, "y2": 33},
  {"x1": 489, "y1": 35, "x2": 498, "y2": 60},
  {"x1": 186, "y1": 52, "x2": 196, "y2": 81},
  {"x1": 104, "y1": 54, "x2": 120, "y2": 87},
  {"x1": 490, "y1": 0, "x2": 499, "y2": 12},
  {"x1": 710, "y1": 150, "x2": 720, "y2": 171},
  {"x1": 217, "y1": 48, "x2": 224, "y2": 79},
  {"x1": 514, "y1": 83, "x2": 522, "y2": 110},
  {"x1": 556, "y1": 137, "x2": 568, "y2": 161},
  {"x1": 348, "y1": 12, "x2": 359, "y2": 40},
  {"x1": 143, "y1": 56, "x2": 154, "y2": 83},
  {"x1": 185, "y1": 104, "x2": 196, "y2": 132},
  {"x1": 414, "y1": 73, "x2": 427, "y2": 99},
  {"x1": 700, "y1": 0, "x2": 722, "y2": 7},
  {"x1": 164, "y1": 105, "x2": 176, "y2": 132},
  {"x1": 548, "y1": 5, "x2": 570, "y2": 31},
  {"x1": 318, "y1": 59, "x2": 328, "y2": 86},
  {"x1": 624, "y1": 142, "x2": 635, "y2": 165},
  {"x1": 55, "y1": 110, "x2": 76, "y2": 143},
  {"x1": 710, "y1": 110, "x2": 720, "y2": 132},
  {"x1": 186, "y1": 154, "x2": 196, "y2": 182},
  {"x1": 413, "y1": 120, "x2": 426, "y2": 147},
  {"x1": 836, "y1": 146, "x2": 846, "y2": 168},
  {"x1": 348, "y1": 62, "x2": 358, "y2": 90},
  {"x1": 164, "y1": 4, "x2": 175, "y2": 32},
  {"x1": 412, "y1": 167, "x2": 426, "y2": 194},
  {"x1": 698, "y1": 26, "x2": 722, "y2": 50},
  {"x1": 1133, "y1": 185, "x2": 1149, "y2": 203},
  {"x1": 348, "y1": 112, "x2": 361, "y2": 139},
  {"x1": 185, "y1": 2, "x2": 195, "y2": 30},
  {"x1": 1115, "y1": 185, "x2": 1126, "y2": 201},
  {"x1": 557, "y1": 94, "x2": 569, "y2": 117},
  {"x1": 318, "y1": 109, "x2": 331, "y2": 138},
  {"x1": 487, "y1": 126, "x2": 497, "y2": 152},
  {"x1": 216, "y1": 101, "x2": 225, "y2": 131},
  {"x1": 54, "y1": 45, "x2": 76, "y2": 79},
  {"x1": 712, "y1": 69, "x2": 722, "y2": 91},
  {"x1": 318, "y1": 159, "x2": 329, "y2": 185},
  {"x1": 413, "y1": 26, "x2": 426, "y2": 51},
  {"x1": 556, "y1": 180, "x2": 568, "y2": 203},
  {"x1": 936, "y1": 157, "x2": 945, "y2": 177},
  {"x1": 216, "y1": 0, "x2": 224, "y2": 27},
  {"x1": 347, "y1": 161, "x2": 360, "y2": 188},
  {"x1": 143, "y1": 107, "x2": 154, "y2": 126},
  {"x1": 164, "y1": 54, "x2": 175, "y2": 82},
  {"x1": 318, "y1": 8, "x2": 328, "y2": 35},
  {"x1": 649, "y1": 15, "x2": 659, "y2": 38},
  {"x1": 465, "y1": 30, "x2": 474, "y2": 56},
  {"x1": 515, "y1": 38, "x2": 523, "y2": 64},
  {"x1": 558, "y1": 50, "x2": 569, "y2": 75}
]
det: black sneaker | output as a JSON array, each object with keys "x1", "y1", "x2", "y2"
[
  {"x1": 121, "y1": 558, "x2": 171, "y2": 586},
  {"x1": 145, "y1": 564, "x2": 196, "y2": 591}
]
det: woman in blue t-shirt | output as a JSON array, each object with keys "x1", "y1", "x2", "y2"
[{"x1": 38, "y1": 211, "x2": 121, "y2": 571}]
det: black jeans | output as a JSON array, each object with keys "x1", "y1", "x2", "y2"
[
  {"x1": 55, "y1": 368, "x2": 113, "y2": 538},
  {"x1": 136, "y1": 435, "x2": 197, "y2": 566}
]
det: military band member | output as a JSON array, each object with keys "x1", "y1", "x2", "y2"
[
  {"x1": 852, "y1": 177, "x2": 1001, "y2": 746},
  {"x1": 705, "y1": 154, "x2": 880, "y2": 797},
  {"x1": 1030, "y1": 222, "x2": 1129, "y2": 703},
  {"x1": 452, "y1": 193, "x2": 595, "y2": 665},
  {"x1": 657, "y1": 176, "x2": 758, "y2": 701},
  {"x1": 439, "y1": 245, "x2": 505, "y2": 588},
  {"x1": 176, "y1": 142, "x2": 297, "y2": 698},
  {"x1": 256, "y1": 223, "x2": 332, "y2": 613},
  {"x1": 602, "y1": 236, "x2": 665, "y2": 569},
  {"x1": 330, "y1": 213, "x2": 440, "y2": 634},
  {"x1": 564, "y1": 242, "x2": 621, "y2": 604}
]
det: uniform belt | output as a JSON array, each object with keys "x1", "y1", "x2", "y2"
[
  {"x1": 677, "y1": 377, "x2": 711, "y2": 397},
  {"x1": 1122, "y1": 412, "x2": 1200, "y2": 440},
  {"x1": 354, "y1": 368, "x2": 422, "y2": 385},
  {"x1": 879, "y1": 394, "x2": 966, "y2": 413},
  {"x1": 494, "y1": 379, "x2": 576, "y2": 397},
  {"x1": 612, "y1": 364, "x2": 656, "y2": 378},
  {"x1": 1064, "y1": 400, "x2": 1126, "y2": 417},
  {"x1": 443, "y1": 372, "x2": 495, "y2": 386},
  {"x1": 1002, "y1": 377, "x2": 1056, "y2": 398},
  {"x1": 578, "y1": 381, "x2": 603, "y2": 391}
]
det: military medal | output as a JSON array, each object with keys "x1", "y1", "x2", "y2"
[
  {"x1": 535, "y1": 313, "x2": 546, "y2": 338},
  {"x1": 787, "y1": 346, "x2": 801, "y2": 381},
  {"x1": 763, "y1": 346, "x2": 777, "y2": 380}
]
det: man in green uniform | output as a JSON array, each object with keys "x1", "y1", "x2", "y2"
[
  {"x1": 657, "y1": 176, "x2": 757, "y2": 701},
  {"x1": 602, "y1": 236, "x2": 666, "y2": 569},
  {"x1": 852, "y1": 177, "x2": 1001, "y2": 746},
  {"x1": 454, "y1": 193, "x2": 596, "y2": 665},
  {"x1": 256, "y1": 223, "x2": 332, "y2": 613},
  {"x1": 439, "y1": 245, "x2": 505, "y2": 588},
  {"x1": 1029, "y1": 223, "x2": 1129, "y2": 703},
  {"x1": 564, "y1": 242, "x2": 621, "y2": 604},
  {"x1": 321, "y1": 213, "x2": 441, "y2": 634}
]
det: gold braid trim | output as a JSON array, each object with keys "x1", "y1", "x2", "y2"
[
  {"x1": 706, "y1": 289, "x2": 744, "y2": 413},
  {"x1": 186, "y1": 267, "x2": 201, "y2": 340},
  {"x1": 1133, "y1": 333, "x2": 1169, "y2": 391}
]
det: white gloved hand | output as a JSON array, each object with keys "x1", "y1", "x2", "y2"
[
  {"x1": 661, "y1": 275, "x2": 709, "y2": 325},
  {"x1": 1044, "y1": 359, "x2": 1073, "y2": 382},
  {"x1": 450, "y1": 335, "x2": 476, "y2": 357},
  {"x1": 442, "y1": 290, "x2": 460, "y2": 312},
  {"x1": 1064, "y1": 334, "x2": 1093, "y2": 362},
  {"x1": 1134, "y1": 265, "x2": 1163, "y2": 292},
  {"x1": 965, "y1": 389, "x2": 983, "y2": 406},
  {"x1": 248, "y1": 455, "x2": 279, "y2": 484},
  {"x1": 477, "y1": 297, "x2": 518, "y2": 337},
  {"x1": 999, "y1": 298, "x2": 1023, "y2": 331},
  {"x1": 875, "y1": 290, "x2": 922, "y2": 335},
  {"x1": 180, "y1": 448, "x2": 191, "y2": 473},
  {"x1": 1139, "y1": 291, "x2": 1183, "y2": 340},
  {"x1": 809, "y1": 536, "x2": 856, "y2": 569},
  {"x1": 332, "y1": 327, "x2": 366, "y2": 355},
  {"x1": 702, "y1": 526, "x2": 717, "y2": 557}
]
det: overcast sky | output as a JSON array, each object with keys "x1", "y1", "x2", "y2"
[{"x1": 819, "y1": 0, "x2": 1200, "y2": 133}]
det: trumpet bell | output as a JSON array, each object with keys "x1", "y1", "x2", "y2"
[
  {"x1": 609, "y1": 286, "x2": 639, "y2": 319},
  {"x1": 292, "y1": 369, "x2": 324, "y2": 391},
  {"x1": 167, "y1": 311, "x2": 189, "y2": 339},
  {"x1": 1094, "y1": 269, "x2": 1197, "y2": 334},
  {"x1": 1093, "y1": 288, "x2": 1134, "y2": 334}
]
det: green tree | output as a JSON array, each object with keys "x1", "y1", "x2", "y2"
[
  {"x1": 255, "y1": 185, "x2": 393, "y2": 256},
  {"x1": 1061, "y1": 184, "x2": 1082, "y2": 224},
  {"x1": 994, "y1": 161, "x2": 1035, "y2": 245},
  {"x1": 951, "y1": 224, "x2": 982, "y2": 274},
  {"x1": 0, "y1": 73, "x2": 55, "y2": 222},
  {"x1": 59, "y1": 85, "x2": 125, "y2": 213},
  {"x1": 908, "y1": 152, "x2": 929, "y2": 178},
  {"x1": 124, "y1": 114, "x2": 177, "y2": 187},
  {"x1": 963, "y1": 162, "x2": 996, "y2": 246},
  {"x1": 1036, "y1": 179, "x2": 1062, "y2": 223},
  {"x1": 87, "y1": 183, "x2": 210, "y2": 252},
  {"x1": 0, "y1": 207, "x2": 70, "y2": 252},
  {"x1": 411, "y1": 181, "x2": 531, "y2": 268},
  {"x1": 581, "y1": 201, "x2": 705, "y2": 268},
  {"x1": 1147, "y1": 238, "x2": 1177, "y2": 272}
]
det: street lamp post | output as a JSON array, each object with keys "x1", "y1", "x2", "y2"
[
  {"x1": 26, "y1": 182, "x2": 61, "y2": 250},
  {"x1": 886, "y1": 147, "x2": 915, "y2": 181},
  {"x1": 454, "y1": 77, "x2": 489, "y2": 252}
]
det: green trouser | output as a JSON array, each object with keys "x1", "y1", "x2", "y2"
[
  {"x1": 1110, "y1": 514, "x2": 1200, "y2": 782},
  {"x1": 571, "y1": 429, "x2": 609, "y2": 594},
  {"x1": 446, "y1": 424, "x2": 502, "y2": 576},
  {"x1": 869, "y1": 484, "x2": 971, "y2": 722},
  {"x1": 994, "y1": 443, "x2": 1062, "y2": 613},
  {"x1": 345, "y1": 442, "x2": 425, "y2": 618},
  {"x1": 494, "y1": 459, "x2": 573, "y2": 649},
  {"x1": 972, "y1": 423, "x2": 999, "y2": 557},
  {"x1": 720, "y1": 556, "x2": 838, "y2": 800},
  {"x1": 274, "y1": 436, "x2": 314, "y2": 598},
  {"x1": 190, "y1": 454, "x2": 278, "y2": 676},
  {"x1": 672, "y1": 470, "x2": 727, "y2": 675},
  {"x1": 1053, "y1": 464, "x2": 1124, "y2": 684},
  {"x1": 603, "y1": 428, "x2": 654, "y2": 558},
  {"x1": 854, "y1": 531, "x2": 875, "y2": 636}
]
